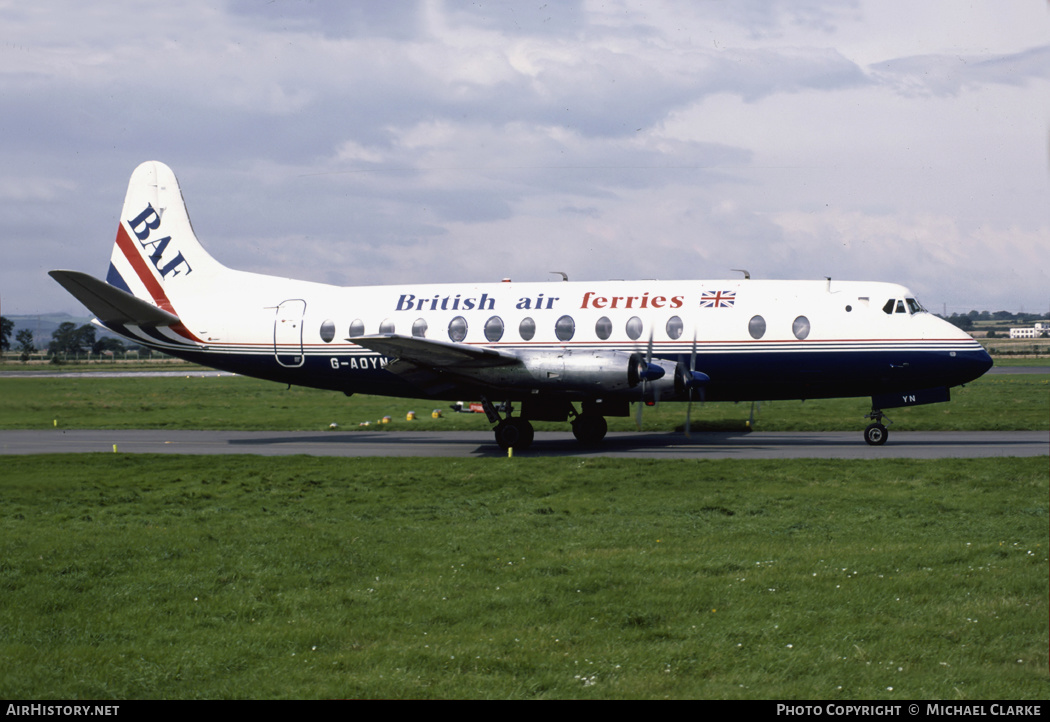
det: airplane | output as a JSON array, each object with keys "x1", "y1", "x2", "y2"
[{"x1": 50, "y1": 160, "x2": 994, "y2": 451}]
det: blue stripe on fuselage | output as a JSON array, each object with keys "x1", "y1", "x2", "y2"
[{"x1": 135, "y1": 343, "x2": 992, "y2": 404}]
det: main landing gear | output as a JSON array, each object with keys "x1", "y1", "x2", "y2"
[
  {"x1": 863, "y1": 408, "x2": 891, "y2": 446},
  {"x1": 481, "y1": 398, "x2": 535, "y2": 451},
  {"x1": 480, "y1": 398, "x2": 610, "y2": 451},
  {"x1": 495, "y1": 417, "x2": 534, "y2": 451},
  {"x1": 571, "y1": 412, "x2": 607, "y2": 446}
]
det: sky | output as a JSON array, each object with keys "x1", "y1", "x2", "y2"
[{"x1": 1, "y1": 0, "x2": 1048, "y2": 317}]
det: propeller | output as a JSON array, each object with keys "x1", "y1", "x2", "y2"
[
  {"x1": 675, "y1": 332, "x2": 710, "y2": 436},
  {"x1": 631, "y1": 330, "x2": 665, "y2": 429}
]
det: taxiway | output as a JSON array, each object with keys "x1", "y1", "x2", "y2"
[{"x1": 0, "y1": 429, "x2": 1045, "y2": 459}]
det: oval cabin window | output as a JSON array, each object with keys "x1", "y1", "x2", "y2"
[
  {"x1": 595, "y1": 316, "x2": 613, "y2": 340},
  {"x1": 484, "y1": 316, "x2": 504, "y2": 342},
  {"x1": 666, "y1": 316, "x2": 683, "y2": 340},
  {"x1": 626, "y1": 316, "x2": 643, "y2": 341},
  {"x1": 792, "y1": 316, "x2": 811, "y2": 340},
  {"x1": 519, "y1": 317, "x2": 536, "y2": 341},
  {"x1": 555, "y1": 315, "x2": 575, "y2": 342},
  {"x1": 320, "y1": 319, "x2": 336, "y2": 343},
  {"x1": 448, "y1": 316, "x2": 468, "y2": 342},
  {"x1": 748, "y1": 315, "x2": 766, "y2": 340}
]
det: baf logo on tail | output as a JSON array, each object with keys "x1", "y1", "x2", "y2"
[
  {"x1": 50, "y1": 160, "x2": 994, "y2": 452},
  {"x1": 125, "y1": 204, "x2": 193, "y2": 279}
]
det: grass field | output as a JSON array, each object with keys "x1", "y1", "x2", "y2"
[
  {"x1": 1, "y1": 370, "x2": 1046, "y2": 699},
  {"x1": 1, "y1": 372, "x2": 1047, "y2": 433},
  {"x1": 0, "y1": 455, "x2": 1046, "y2": 699}
]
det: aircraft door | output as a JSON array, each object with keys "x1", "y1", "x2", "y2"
[{"x1": 274, "y1": 299, "x2": 306, "y2": 368}]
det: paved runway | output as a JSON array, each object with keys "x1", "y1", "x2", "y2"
[{"x1": 1, "y1": 429, "x2": 1045, "y2": 459}]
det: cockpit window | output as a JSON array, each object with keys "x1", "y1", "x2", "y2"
[{"x1": 884, "y1": 297, "x2": 925, "y2": 316}]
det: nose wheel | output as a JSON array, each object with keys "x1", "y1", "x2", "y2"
[{"x1": 863, "y1": 409, "x2": 891, "y2": 446}]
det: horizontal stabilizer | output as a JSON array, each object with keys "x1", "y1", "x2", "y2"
[{"x1": 48, "y1": 270, "x2": 181, "y2": 326}]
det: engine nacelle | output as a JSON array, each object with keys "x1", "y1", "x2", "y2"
[{"x1": 469, "y1": 349, "x2": 678, "y2": 397}]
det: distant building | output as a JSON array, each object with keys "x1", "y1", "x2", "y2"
[{"x1": 1009, "y1": 322, "x2": 1049, "y2": 339}]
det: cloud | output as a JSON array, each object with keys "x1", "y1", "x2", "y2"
[
  {"x1": 871, "y1": 44, "x2": 1050, "y2": 97},
  {"x1": 0, "y1": 0, "x2": 1046, "y2": 317}
]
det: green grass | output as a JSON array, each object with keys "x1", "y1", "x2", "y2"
[
  {"x1": 0, "y1": 455, "x2": 1045, "y2": 699},
  {"x1": 1, "y1": 373, "x2": 1047, "y2": 432}
]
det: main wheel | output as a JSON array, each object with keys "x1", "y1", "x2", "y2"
[
  {"x1": 572, "y1": 413, "x2": 608, "y2": 445},
  {"x1": 494, "y1": 418, "x2": 534, "y2": 451},
  {"x1": 864, "y1": 422, "x2": 888, "y2": 446}
]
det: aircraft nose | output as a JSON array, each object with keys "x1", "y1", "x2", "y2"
[{"x1": 956, "y1": 346, "x2": 994, "y2": 384}]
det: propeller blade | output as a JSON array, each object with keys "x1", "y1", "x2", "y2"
[
  {"x1": 636, "y1": 328, "x2": 656, "y2": 430},
  {"x1": 685, "y1": 332, "x2": 696, "y2": 437}
]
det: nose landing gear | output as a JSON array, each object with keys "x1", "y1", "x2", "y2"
[{"x1": 863, "y1": 408, "x2": 891, "y2": 446}]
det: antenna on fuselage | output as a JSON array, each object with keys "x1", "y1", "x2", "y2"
[
  {"x1": 731, "y1": 269, "x2": 751, "y2": 280},
  {"x1": 550, "y1": 271, "x2": 569, "y2": 281}
]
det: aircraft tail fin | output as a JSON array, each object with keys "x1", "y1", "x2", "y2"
[{"x1": 102, "y1": 160, "x2": 226, "y2": 315}]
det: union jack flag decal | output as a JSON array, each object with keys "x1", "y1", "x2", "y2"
[{"x1": 700, "y1": 290, "x2": 736, "y2": 308}]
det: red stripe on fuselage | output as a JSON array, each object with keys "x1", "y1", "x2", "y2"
[{"x1": 114, "y1": 223, "x2": 201, "y2": 343}]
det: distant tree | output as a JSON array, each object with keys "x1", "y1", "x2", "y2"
[
  {"x1": 48, "y1": 322, "x2": 96, "y2": 357},
  {"x1": 992, "y1": 310, "x2": 1014, "y2": 320},
  {"x1": 92, "y1": 336, "x2": 126, "y2": 355},
  {"x1": 947, "y1": 314, "x2": 974, "y2": 331},
  {"x1": 16, "y1": 329, "x2": 34, "y2": 362},
  {"x1": 0, "y1": 316, "x2": 11, "y2": 352},
  {"x1": 985, "y1": 329, "x2": 997, "y2": 339}
]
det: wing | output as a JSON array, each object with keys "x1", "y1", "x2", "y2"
[
  {"x1": 349, "y1": 334, "x2": 521, "y2": 395},
  {"x1": 349, "y1": 334, "x2": 519, "y2": 368}
]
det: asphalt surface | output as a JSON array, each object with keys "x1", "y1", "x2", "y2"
[
  {"x1": 1, "y1": 429, "x2": 1045, "y2": 459},
  {"x1": 1, "y1": 365, "x2": 1045, "y2": 459}
]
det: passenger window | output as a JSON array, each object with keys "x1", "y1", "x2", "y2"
[
  {"x1": 792, "y1": 316, "x2": 811, "y2": 340},
  {"x1": 349, "y1": 319, "x2": 365, "y2": 337},
  {"x1": 519, "y1": 317, "x2": 536, "y2": 341},
  {"x1": 626, "y1": 316, "x2": 643, "y2": 341},
  {"x1": 666, "y1": 316, "x2": 683, "y2": 340},
  {"x1": 595, "y1": 316, "x2": 612, "y2": 340},
  {"x1": 379, "y1": 319, "x2": 395, "y2": 334},
  {"x1": 555, "y1": 315, "x2": 575, "y2": 342},
  {"x1": 412, "y1": 318, "x2": 428, "y2": 338},
  {"x1": 448, "y1": 316, "x2": 468, "y2": 342},
  {"x1": 320, "y1": 319, "x2": 335, "y2": 343},
  {"x1": 748, "y1": 315, "x2": 766, "y2": 340},
  {"x1": 484, "y1": 316, "x2": 504, "y2": 342}
]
